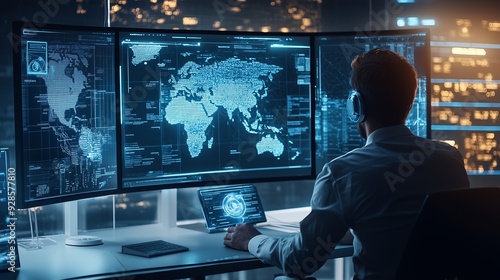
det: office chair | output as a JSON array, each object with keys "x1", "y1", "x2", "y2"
[{"x1": 395, "y1": 187, "x2": 500, "y2": 280}]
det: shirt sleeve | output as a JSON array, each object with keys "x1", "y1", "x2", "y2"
[
  {"x1": 248, "y1": 233, "x2": 303, "y2": 270},
  {"x1": 247, "y1": 231, "x2": 306, "y2": 276},
  {"x1": 246, "y1": 164, "x2": 350, "y2": 277},
  {"x1": 247, "y1": 209, "x2": 348, "y2": 278},
  {"x1": 248, "y1": 234, "x2": 269, "y2": 255}
]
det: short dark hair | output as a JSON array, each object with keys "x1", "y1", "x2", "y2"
[{"x1": 350, "y1": 48, "x2": 417, "y2": 125}]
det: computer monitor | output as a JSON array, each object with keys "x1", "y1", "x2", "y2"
[
  {"x1": 314, "y1": 29, "x2": 430, "y2": 173},
  {"x1": 13, "y1": 22, "x2": 119, "y2": 208},
  {"x1": 119, "y1": 30, "x2": 314, "y2": 189}
]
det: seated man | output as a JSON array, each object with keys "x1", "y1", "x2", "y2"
[{"x1": 223, "y1": 49, "x2": 470, "y2": 280}]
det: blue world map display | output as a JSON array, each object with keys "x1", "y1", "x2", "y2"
[
  {"x1": 18, "y1": 29, "x2": 118, "y2": 204},
  {"x1": 120, "y1": 32, "x2": 313, "y2": 188}
]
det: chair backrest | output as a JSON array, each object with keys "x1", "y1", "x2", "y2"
[{"x1": 395, "y1": 187, "x2": 500, "y2": 280}]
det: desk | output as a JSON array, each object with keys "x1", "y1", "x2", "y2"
[{"x1": 5, "y1": 223, "x2": 353, "y2": 280}]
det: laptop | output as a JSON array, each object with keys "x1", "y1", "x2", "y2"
[{"x1": 198, "y1": 185, "x2": 267, "y2": 233}]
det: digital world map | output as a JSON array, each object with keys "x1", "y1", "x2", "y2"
[
  {"x1": 122, "y1": 38, "x2": 312, "y2": 186},
  {"x1": 22, "y1": 38, "x2": 118, "y2": 199},
  {"x1": 165, "y1": 57, "x2": 285, "y2": 158},
  {"x1": 133, "y1": 46, "x2": 286, "y2": 159}
]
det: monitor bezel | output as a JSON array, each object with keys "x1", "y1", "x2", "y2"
[
  {"x1": 116, "y1": 26, "x2": 316, "y2": 194},
  {"x1": 12, "y1": 21, "x2": 317, "y2": 208},
  {"x1": 12, "y1": 21, "x2": 122, "y2": 209}
]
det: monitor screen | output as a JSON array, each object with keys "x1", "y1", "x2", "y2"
[
  {"x1": 119, "y1": 30, "x2": 313, "y2": 189},
  {"x1": 314, "y1": 29, "x2": 430, "y2": 173},
  {"x1": 13, "y1": 23, "x2": 119, "y2": 208},
  {"x1": 198, "y1": 185, "x2": 266, "y2": 232}
]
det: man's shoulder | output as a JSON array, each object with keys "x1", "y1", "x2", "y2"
[
  {"x1": 326, "y1": 135, "x2": 463, "y2": 168},
  {"x1": 412, "y1": 136, "x2": 463, "y2": 156},
  {"x1": 323, "y1": 146, "x2": 374, "y2": 173}
]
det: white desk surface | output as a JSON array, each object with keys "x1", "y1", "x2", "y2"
[{"x1": 3, "y1": 207, "x2": 353, "y2": 280}]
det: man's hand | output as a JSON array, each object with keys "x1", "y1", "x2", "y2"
[{"x1": 223, "y1": 223, "x2": 262, "y2": 251}]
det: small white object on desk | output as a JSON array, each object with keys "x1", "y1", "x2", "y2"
[{"x1": 65, "y1": 235, "x2": 103, "y2": 246}]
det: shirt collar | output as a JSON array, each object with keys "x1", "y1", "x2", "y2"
[{"x1": 365, "y1": 125, "x2": 413, "y2": 146}]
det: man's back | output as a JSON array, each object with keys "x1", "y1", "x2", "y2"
[
  {"x1": 222, "y1": 49, "x2": 470, "y2": 280},
  {"x1": 313, "y1": 125, "x2": 470, "y2": 279}
]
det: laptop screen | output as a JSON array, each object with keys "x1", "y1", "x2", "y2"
[{"x1": 198, "y1": 185, "x2": 267, "y2": 232}]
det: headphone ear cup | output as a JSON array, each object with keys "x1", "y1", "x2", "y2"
[{"x1": 346, "y1": 90, "x2": 366, "y2": 123}]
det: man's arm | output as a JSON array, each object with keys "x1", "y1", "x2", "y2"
[{"x1": 224, "y1": 210, "x2": 348, "y2": 278}]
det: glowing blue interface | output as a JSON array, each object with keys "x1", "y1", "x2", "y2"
[
  {"x1": 314, "y1": 31, "x2": 429, "y2": 173},
  {"x1": 120, "y1": 31, "x2": 313, "y2": 188},
  {"x1": 198, "y1": 185, "x2": 266, "y2": 231},
  {"x1": 16, "y1": 27, "x2": 118, "y2": 206}
]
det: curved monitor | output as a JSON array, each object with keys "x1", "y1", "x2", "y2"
[
  {"x1": 13, "y1": 23, "x2": 315, "y2": 208},
  {"x1": 119, "y1": 30, "x2": 314, "y2": 189},
  {"x1": 314, "y1": 29, "x2": 430, "y2": 173},
  {"x1": 13, "y1": 22, "x2": 119, "y2": 208}
]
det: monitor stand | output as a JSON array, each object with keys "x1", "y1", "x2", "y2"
[
  {"x1": 64, "y1": 201, "x2": 103, "y2": 247},
  {"x1": 159, "y1": 189, "x2": 177, "y2": 228},
  {"x1": 17, "y1": 208, "x2": 57, "y2": 250},
  {"x1": 63, "y1": 190, "x2": 178, "y2": 245}
]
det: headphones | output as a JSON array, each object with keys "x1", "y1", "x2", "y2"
[{"x1": 346, "y1": 90, "x2": 366, "y2": 123}]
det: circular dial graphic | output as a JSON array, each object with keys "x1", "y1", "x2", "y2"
[{"x1": 222, "y1": 193, "x2": 246, "y2": 218}]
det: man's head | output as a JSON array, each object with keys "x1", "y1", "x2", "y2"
[{"x1": 350, "y1": 49, "x2": 418, "y2": 127}]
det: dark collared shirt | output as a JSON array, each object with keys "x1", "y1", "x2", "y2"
[{"x1": 249, "y1": 125, "x2": 470, "y2": 279}]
